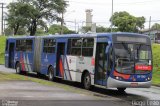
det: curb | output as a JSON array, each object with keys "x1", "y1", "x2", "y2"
[{"x1": 152, "y1": 84, "x2": 160, "y2": 87}]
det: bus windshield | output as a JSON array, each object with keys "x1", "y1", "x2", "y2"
[{"x1": 114, "y1": 43, "x2": 152, "y2": 74}]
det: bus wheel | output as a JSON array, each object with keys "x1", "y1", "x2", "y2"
[
  {"x1": 48, "y1": 66, "x2": 54, "y2": 81},
  {"x1": 16, "y1": 63, "x2": 21, "y2": 74},
  {"x1": 117, "y1": 88, "x2": 126, "y2": 92},
  {"x1": 82, "y1": 72, "x2": 91, "y2": 90}
]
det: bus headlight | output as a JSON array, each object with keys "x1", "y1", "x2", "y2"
[
  {"x1": 115, "y1": 76, "x2": 123, "y2": 80},
  {"x1": 115, "y1": 76, "x2": 119, "y2": 80},
  {"x1": 146, "y1": 77, "x2": 151, "y2": 81}
]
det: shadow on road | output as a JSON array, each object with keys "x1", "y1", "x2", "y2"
[{"x1": 20, "y1": 72, "x2": 148, "y2": 101}]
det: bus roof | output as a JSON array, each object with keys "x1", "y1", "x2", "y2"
[{"x1": 6, "y1": 32, "x2": 149, "y2": 39}]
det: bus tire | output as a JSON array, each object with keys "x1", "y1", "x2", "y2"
[
  {"x1": 48, "y1": 66, "x2": 54, "y2": 81},
  {"x1": 16, "y1": 63, "x2": 21, "y2": 74},
  {"x1": 82, "y1": 72, "x2": 91, "y2": 90},
  {"x1": 117, "y1": 88, "x2": 126, "y2": 92}
]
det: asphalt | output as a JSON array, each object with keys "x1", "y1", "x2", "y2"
[{"x1": 0, "y1": 65, "x2": 131, "y2": 106}]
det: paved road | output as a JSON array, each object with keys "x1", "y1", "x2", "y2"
[
  {"x1": 0, "y1": 81, "x2": 130, "y2": 106},
  {"x1": 0, "y1": 65, "x2": 15, "y2": 73},
  {"x1": 0, "y1": 65, "x2": 160, "y2": 106}
]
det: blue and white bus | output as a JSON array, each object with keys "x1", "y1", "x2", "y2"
[{"x1": 5, "y1": 33, "x2": 152, "y2": 91}]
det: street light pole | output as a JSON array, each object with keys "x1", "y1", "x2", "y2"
[
  {"x1": 0, "y1": 3, "x2": 4, "y2": 35},
  {"x1": 74, "y1": 19, "x2": 76, "y2": 33},
  {"x1": 111, "y1": 0, "x2": 113, "y2": 32},
  {"x1": 60, "y1": 12, "x2": 64, "y2": 34}
]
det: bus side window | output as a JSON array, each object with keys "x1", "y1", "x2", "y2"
[
  {"x1": 43, "y1": 39, "x2": 56, "y2": 53},
  {"x1": 82, "y1": 38, "x2": 94, "y2": 57},
  {"x1": 67, "y1": 38, "x2": 82, "y2": 56},
  {"x1": 26, "y1": 40, "x2": 33, "y2": 52},
  {"x1": 16, "y1": 40, "x2": 25, "y2": 51},
  {"x1": 67, "y1": 39, "x2": 72, "y2": 55}
]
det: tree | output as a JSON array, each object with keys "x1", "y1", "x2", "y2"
[
  {"x1": 7, "y1": 0, "x2": 68, "y2": 36},
  {"x1": 110, "y1": 11, "x2": 145, "y2": 32},
  {"x1": 48, "y1": 24, "x2": 75, "y2": 34},
  {"x1": 35, "y1": 28, "x2": 45, "y2": 35},
  {"x1": 151, "y1": 23, "x2": 160, "y2": 30},
  {"x1": 96, "y1": 26, "x2": 108, "y2": 32},
  {"x1": 81, "y1": 26, "x2": 91, "y2": 33},
  {"x1": 4, "y1": 27, "x2": 27, "y2": 36},
  {"x1": 6, "y1": 2, "x2": 29, "y2": 35}
]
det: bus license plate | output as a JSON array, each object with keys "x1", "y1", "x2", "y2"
[{"x1": 130, "y1": 83, "x2": 138, "y2": 87}]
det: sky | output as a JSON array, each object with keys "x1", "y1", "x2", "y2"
[{"x1": 1, "y1": 0, "x2": 160, "y2": 31}]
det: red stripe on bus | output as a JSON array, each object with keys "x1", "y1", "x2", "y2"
[
  {"x1": 91, "y1": 57, "x2": 95, "y2": 66},
  {"x1": 59, "y1": 59, "x2": 64, "y2": 77},
  {"x1": 20, "y1": 53, "x2": 25, "y2": 71},
  {"x1": 113, "y1": 71, "x2": 130, "y2": 80}
]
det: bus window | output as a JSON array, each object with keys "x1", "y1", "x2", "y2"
[
  {"x1": 26, "y1": 40, "x2": 33, "y2": 52},
  {"x1": 16, "y1": 39, "x2": 33, "y2": 52},
  {"x1": 67, "y1": 39, "x2": 72, "y2": 55},
  {"x1": 16, "y1": 40, "x2": 26, "y2": 51},
  {"x1": 82, "y1": 38, "x2": 94, "y2": 57},
  {"x1": 114, "y1": 43, "x2": 151, "y2": 74},
  {"x1": 67, "y1": 38, "x2": 82, "y2": 56},
  {"x1": 43, "y1": 39, "x2": 56, "y2": 53}
]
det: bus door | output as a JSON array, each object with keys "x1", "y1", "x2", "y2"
[
  {"x1": 56, "y1": 43, "x2": 65, "y2": 77},
  {"x1": 8, "y1": 42, "x2": 15, "y2": 68},
  {"x1": 95, "y1": 43, "x2": 109, "y2": 86}
]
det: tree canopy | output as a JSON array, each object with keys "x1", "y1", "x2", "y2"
[
  {"x1": 48, "y1": 24, "x2": 75, "y2": 34},
  {"x1": 151, "y1": 23, "x2": 160, "y2": 30},
  {"x1": 110, "y1": 11, "x2": 145, "y2": 32},
  {"x1": 6, "y1": 0, "x2": 68, "y2": 36}
]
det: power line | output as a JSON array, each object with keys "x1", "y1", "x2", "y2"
[
  {"x1": 69, "y1": 0, "x2": 160, "y2": 6},
  {"x1": 65, "y1": 19, "x2": 160, "y2": 24},
  {"x1": 146, "y1": 20, "x2": 160, "y2": 22},
  {"x1": 65, "y1": 20, "x2": 111, "y2": 24}
]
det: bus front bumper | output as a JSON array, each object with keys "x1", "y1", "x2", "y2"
[{"x1": 107, "y1": 77, "x2": 151, "y2": 88}]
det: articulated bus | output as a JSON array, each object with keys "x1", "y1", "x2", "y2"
[{"x1": 5, "y1": 33, "x2": 152, "y2": 91}]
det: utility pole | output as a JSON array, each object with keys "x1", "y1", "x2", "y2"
[
  {"x1": 149, "y1": 16, "x2": 151, "y2": 36},
  {"x1": 0, "y1": 3, "x2": 6, "y2": 35},
  {"x1": 74, "y1": 19, "x2": 76, "y2": 33},
  {"x1": 0, "y1": 3, "x2": 4, "y2": 35},
  {"x1": 3, "y1": 17, "x2": 5, "y2": 36},
  {"x1": 111, "y1": 0, "x2": 113, "y2": 32},
  {"x1": 60, "y1": 1, "x2": 69, "y2": 35},
  {"x1": 60, "y1": 12, "x2": 64, "y2": 34}
]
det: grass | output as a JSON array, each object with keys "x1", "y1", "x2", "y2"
[
  {"x1": 0, "y1": 72, "x2": 71, "y2": 89},
  {"x1": 0, "y1": 36, "x2": 6, "y2": 64},
  {"x1": 152, "y1": 44, "x2": 160, "y2": 85}
]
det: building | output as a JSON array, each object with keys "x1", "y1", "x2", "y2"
[
  {"x1": 85, "y1": 9, "x2": 93, "y2": 27},
  {"x1": 142, "y1": 29, "x2": 160, "y2": 43}
]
